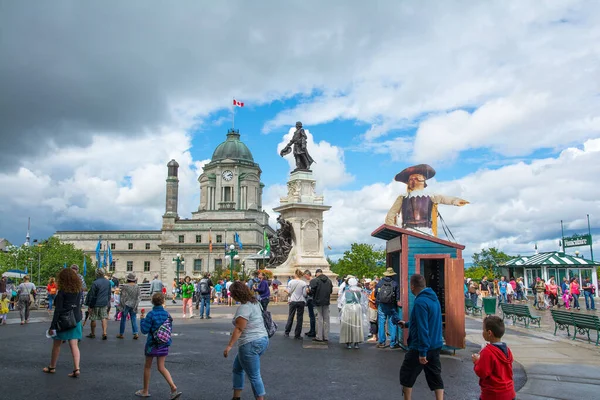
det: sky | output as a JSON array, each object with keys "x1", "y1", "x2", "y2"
[{"x1": 1, "y1": 1, "x2": 600, "y2": 262}]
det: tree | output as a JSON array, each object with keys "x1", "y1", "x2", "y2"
[
  {"x1": 0, "y1": 236, "x2": 94, "y2": 287},
  {"x1": 330, "y1": 243, "x2": 386, "y2": 279},
  {"x1": 470, "y1": 247, "x2": 513, "y2": 279}
]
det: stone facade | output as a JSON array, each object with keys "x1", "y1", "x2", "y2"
[{"x1": 55, "y1": 128, "x2": 275, "y2": 284}]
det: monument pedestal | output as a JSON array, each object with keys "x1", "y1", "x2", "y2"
[{"x1": 272, "y1": 171, "x2": 337, "y2": 292}]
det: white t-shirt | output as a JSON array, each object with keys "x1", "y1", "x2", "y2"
[
  {"x1": 226, "y1": 281, "x2": 233, "y2": 293},
  {"x1": 288, "y1": 279, "x2": 307, "y2": 303},
  {"x1": 233, "y1": 302, "x2": 268, "y2": 346}
]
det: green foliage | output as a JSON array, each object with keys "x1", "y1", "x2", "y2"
[
  {"x1": 330, "y1": 243, "x2": 386, "y2": 279},
  {"x1": 471, "y1": 247, "x2": 513, "y2": 279},
  {"x1": 0, "y1": 236, "x2": 94, "y2": 287}
]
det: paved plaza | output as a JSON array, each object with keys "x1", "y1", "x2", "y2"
[{"x1": 5, "y1": 301, "x2": 600, "y2": 399}]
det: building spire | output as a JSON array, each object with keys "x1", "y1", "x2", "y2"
[{"x1": 25, "y1": 217, "x2": 31, "y2": 247}]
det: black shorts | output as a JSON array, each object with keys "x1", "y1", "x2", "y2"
[{"x1": 399, "y1": 348, "x2": 444, "y2": 391}]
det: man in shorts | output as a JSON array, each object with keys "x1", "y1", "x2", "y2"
[
  {"x1": 397, "y1": 274, "x2": 444, "y2": 400},
  {"x1": 85, "y1": 268, "x2": 111, "y2": 340}
]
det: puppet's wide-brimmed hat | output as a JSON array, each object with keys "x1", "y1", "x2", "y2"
[{"x1": 394, "y1": 164, "x2": 436, "y2": 184}]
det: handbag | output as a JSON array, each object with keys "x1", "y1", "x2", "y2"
[{"x1": 56, "y1": 309, "x2": 77, "y2": 332}]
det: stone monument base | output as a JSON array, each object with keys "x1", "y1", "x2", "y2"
[{"x1": 272, "y1": 170, "x2": 338, "y2": 300}]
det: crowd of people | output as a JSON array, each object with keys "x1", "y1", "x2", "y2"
[
  {"x1": 464, "y1": 275, "x2": 597, "y2": 312},
  {"x1": 0, "y1": 265, "x2": 524, "y2": 400}
]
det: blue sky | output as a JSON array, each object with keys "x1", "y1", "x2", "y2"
[{"x1": 1, "y1": 1, "x2": 600, "y2": 262}]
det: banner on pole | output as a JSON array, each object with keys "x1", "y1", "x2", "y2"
[{"x1": 563, "y1": 234, "x2": 592, "y2": 248}]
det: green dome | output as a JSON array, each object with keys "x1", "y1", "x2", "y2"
[{"x1": 211, "y1": 129, "x2": 254, "y2": 162}]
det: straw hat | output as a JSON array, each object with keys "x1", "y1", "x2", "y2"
[{"x1": 383, "y1": 268, "x2": 397, "y2": 277}]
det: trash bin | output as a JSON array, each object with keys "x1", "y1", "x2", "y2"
[{"x1": 482, "y1": 297, "x2": 497, "y2": 315}]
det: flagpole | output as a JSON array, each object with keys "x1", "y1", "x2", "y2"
[
  {"x1": 232, "y1": 99, "x2": 235, "y2": 129},
  {"x1": 560, "y1": 220, "x2": 565, "y2": 253}
]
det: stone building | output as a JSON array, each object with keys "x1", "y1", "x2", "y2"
[{"x1": 55, "y1": 128, "x2": 275, "y2": 283}]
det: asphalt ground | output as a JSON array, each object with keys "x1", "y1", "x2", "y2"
[{"x1": 0, "y1": 305, "x2": 525, "y2": 400}]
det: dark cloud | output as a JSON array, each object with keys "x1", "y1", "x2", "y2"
[{"x1": 0, "y1": 1, "x2": 409, "y2": 171}]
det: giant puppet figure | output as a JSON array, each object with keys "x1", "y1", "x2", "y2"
[{"x1": 384, "y1": 164, "x2": 469, "y2": 237}]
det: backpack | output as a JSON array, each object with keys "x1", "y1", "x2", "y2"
[
  {"x1": 378, "y1": 280, "x2": 395, "y2": 304},
  {"x1": 153, "y1": 316, "x2": 173, "y2": 344},
  {"x1": 199, "y1": 279, "x2": 210, "y2": 295},
  {"x1": 260, "y1": 303, "x2": 277, "y2": 338}
]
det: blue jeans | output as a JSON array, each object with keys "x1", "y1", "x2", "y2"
[
  {"x1": 377, "y1": 304, "x2": 399, "y2": 346},
  {"x1": 499, "y1": 292, "x2": 507, "y2": 304},
  {"x1": 572, "y1": 294, "x2": 580, "y2": 309},
  {"x1": 200, "y1": 294, "x2": 211, "y2": 317},
  {"x1": 233, "y1": 336, "x2": 269, "y2": 398},
  {"x1": 47, "y1": 294, "x2": 56, "y2": 311},
  {"x1": 584, "y1": 291, "x2": 596, "y2": 310},
  {"x1": 119, "y1": 306, "x2": 138, "y2": 335}
]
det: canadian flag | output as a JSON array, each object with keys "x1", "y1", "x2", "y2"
[{"x1": 233, "y1": 99, "x2": 244, "y2": 107}]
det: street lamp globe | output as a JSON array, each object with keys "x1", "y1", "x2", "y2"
[
  {"x1": 176, "y1": 253, "x2": 181, "y2": 258},
  {"x1": 234, "y1": 255, "x2": 240, "y2": 260},
  {"x1": 229, "y1": 244, "x2": 235, "y2": 251}
]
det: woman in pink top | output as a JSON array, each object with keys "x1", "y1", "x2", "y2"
[
  {"x1": 570, "y1": 278, "x2": 581, "y2": 310},
  {"x1": 547, "y1": 278, "x2": 559, "y2": 308}
]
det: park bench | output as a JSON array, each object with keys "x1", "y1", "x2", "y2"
[
  {"x1": 572, "y1": 313, "x2": 600, "y2": 346},
  {"x1": 500, "y1": 303, "x2": 541, "y2": 328},
  {"x1": 464, "y1": 298, "x2": 482, "y2": 315},
  {"x1": 550, "y1": 309, "x2": 573, "y2": 337},
  {"x1": 550, "y1": 310, "x2": 600, "y2": 346}
]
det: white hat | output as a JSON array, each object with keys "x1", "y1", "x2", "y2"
[{"x1": 466, "y1": 278, "x2": 472, "y2": 283}]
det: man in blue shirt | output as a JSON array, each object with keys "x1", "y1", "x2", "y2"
[
  {"x1": 255, "y1": 272, "x2": 271, "y2": 311},
  {"x1": 397, "y1": 274, "x2": 444, "y2": 400},
  {"x1": 498, "y1": 276, "x2": 508, "y2": 304}
]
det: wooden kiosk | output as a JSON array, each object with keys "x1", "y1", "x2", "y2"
[{"x1": 372, "y1": 224, "x2": 466, "y2": 349}]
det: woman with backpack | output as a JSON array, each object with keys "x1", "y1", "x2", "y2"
[
  {"x1": 136, "y1": 293, "x2": 181, "y2": 399},
  {"x1": 224, "y1": 281, "x2": 269, "y2": 400}
]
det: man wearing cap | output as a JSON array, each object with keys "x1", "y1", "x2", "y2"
[
  {"x1": 385, "y1": 164, "x2": 468, "y2": 236},
  {"x1": 85, "y1": 268, "x2": 111, "y2": 340},
  {"x1": 375, "y1": 267, "x2": 401, "y2": 349},
  {"x1": 71, "y1": 264, "x2": 87, "y2": 291}
]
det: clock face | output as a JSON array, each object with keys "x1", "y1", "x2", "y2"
[{"x1": 222, "y1": 170, "x2": 233, "y2": 181}]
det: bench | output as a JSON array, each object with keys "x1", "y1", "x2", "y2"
[
  {"x1": 464, "y1": 298, "x2": 482, "y2": 315},
  {"x1": 550, "y1": 310, "x2": 600, "y2": 346},
  {"x1": 550, "y1": 309, "x2": 573, "y2": 337},
  {"x1": 572, "y1": 313, "x2": 600, "y2": 346},
  {"x1": 500, "y1": 303, "x2": 541, "y2": 328}
]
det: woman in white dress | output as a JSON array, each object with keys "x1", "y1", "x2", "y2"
[{"x1": 339, "y1": 278, "x2": 366, "y2": 349}]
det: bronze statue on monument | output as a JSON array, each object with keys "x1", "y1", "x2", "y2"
[{"x1": 280, "y1": 121, "x2": 315, "y2": 172}]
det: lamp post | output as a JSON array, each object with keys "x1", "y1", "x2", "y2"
[
  {"x1": 172, "y1": 254, "x2": 185, "y2": 287},
  {"x1": 241, "y1": 260, "x2": 246, "y2": 282},
  {"x1": 33, "y1": 239, "x2": 42, "y2": 286},
  {"x1": 226, "y1": 244, "x2": 238, "y2": 281}
]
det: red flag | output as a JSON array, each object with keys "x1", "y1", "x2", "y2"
[{"x1": 233, "y1": 99, "x2": 244, "y2": 107}]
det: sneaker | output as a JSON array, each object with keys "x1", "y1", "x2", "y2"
[
  {"x1": 294, "y1": 336, "x2": 303, "y2": 340},
  {"x1": 284, "y1": 333, "x2": 290, "y2": 338},
  {"x1": 390, "y1": 344, "x2": 401, "y2": 349},
  {"x1": 206, "y1": 316, "x2": 212, "y2": 319},
  {"x1": 182, "y1": 314, "x2": 186, "y2": 318},
  {"x1": 312, "y1": 338, "x2": 324, "y2": 342},
  {"x1": 376, "y1": 343, "x2": 388, "y2": 349},
  {"x1": 346, "y1": 343, "x2": 352, "y2": 349},
  {"x1": 354, "y1": 343, "x2": 360, "y2": 349},
  {"x1": 305, "y1": 332, "x2": 316, "y2": 337},
  {"x1": 200, "y1": 316, "x2": 204, "y2": 319}
]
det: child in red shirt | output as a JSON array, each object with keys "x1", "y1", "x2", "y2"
[{"x1": 472, "y1": 316, "x2": 516, "y2": 400}]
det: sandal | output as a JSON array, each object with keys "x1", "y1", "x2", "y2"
[
  {"x1": 68, "y1": 369, "x2": 80, "y2": 378},
  {"x1": 86, "y1": 333, "x2": 95, "y2": 338},
  {"x1": 42, "y1": 366, "x2": 56, "y2": 374},
  {"x1": 133, "y1": 334, "x2": 139, "y2": 340},
  {"x1": 170, "y1": 389, "x2": 182, "y2": 399},
  {"x1": 116, "y1": 334, "x2": 124, "y2": 339},
  {"x1": 135, "y1": 390, "x2": 151, "y2": 397}
]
